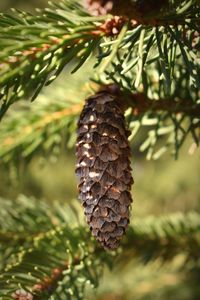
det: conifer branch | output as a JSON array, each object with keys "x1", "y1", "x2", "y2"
[
  {"x1": 0, "y1": 0, "x2": 199, "y2": 119},
  {"x1": 103, "y1": 85, "x2": 200, "y2": 117},
  {"x1": 0, "y1": 1, "x2": 199, "y2": 299},
  {"x1": 84, "y1": 0, "x2": 200, "y2": 26},
  {"x1": 132, "y1": 95, "x2": 199, "y2": 117},
  {"x1": 0, "y1": 78, "x2": 199, "y2": 163},
  {"x1": 0, "y1": 195, "x2": 199, "y2": 299},
  {"x1": 123, "y1": 212, "x2": 200, "y2": 263}
]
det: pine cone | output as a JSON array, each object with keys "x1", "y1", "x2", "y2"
[
  {"x1": 76, "y1": 90, "x2": 133, "y2": 250},
  {"x1": 83, "y1": 0, "x2": 168, "y2": 20}
]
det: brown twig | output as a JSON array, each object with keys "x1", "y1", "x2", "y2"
[
  {"x1": 12, "y1": 257, "x2": 81, "y2": 299},
  {"x1": 101, "y1": 84, "x2": 200, "y2": 118},
  {"x1": 32, "y1": 256, "x2": 81, "y2": 297},
  {"x1": 129, "y1": 93, "x2": 200, "y2": 117},
  {"x1": 1, "y1": 17, "x2": 128, "y2": 69}
]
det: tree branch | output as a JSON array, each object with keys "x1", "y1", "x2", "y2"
[
  {"x1": 83, "y1": 0, "x2": 200, "y2": 27},
  {"x1": 102, "y1": 84, "x2": 200, "y2": 117},
  {"x1": 130, "y1": 93, "x2": 200, "y2": 117},
  {"x1": 31, "y1": 257, "x2": 81, "y2": 298}
]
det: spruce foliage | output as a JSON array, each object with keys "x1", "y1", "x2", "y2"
[{"x1": 0, "y1": 0, "x2": 199, "y2": 299}]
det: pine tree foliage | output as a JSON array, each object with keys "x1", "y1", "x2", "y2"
[
  {"x1": 0, "y1": 76, "x2": 82, "y2": 164},
  {"x1": 0, "y1": 0, "x2": 199, "y2": 159},
  {"x1": 0, "y1": 196, "x2": 103, "y2": 300},
  {"x1": 0, "y1": 0, "x2": 200, "y2": 299},
  {"x1": 0, "y1": 195, "x2": 199, "y2": 299},
  {"x1": 0, "y1": 0, "x2": 106, "y2": 118},
  {"x1": 0, "y1": 67, "x2": 199, "y2": 163}
]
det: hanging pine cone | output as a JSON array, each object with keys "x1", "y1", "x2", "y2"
[
  {"x1": 76, "y1": 89, "x2": 133, "y2": 250},
  {"x1": 83, "y1": 0, "x2": 168, "y2": 20}
]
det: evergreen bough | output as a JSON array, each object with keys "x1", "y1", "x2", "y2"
[{"x1": 0, "y1": 0, "x2": 199, "y2": 299}]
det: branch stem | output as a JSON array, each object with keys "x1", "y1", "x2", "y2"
[{"x1": 102, "y1": 84, "x2": 200, "y2": 117}]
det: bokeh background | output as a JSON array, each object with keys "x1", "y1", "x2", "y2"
[{"x1": 0, "y1": 1, "x2": 200, "y2": 300}]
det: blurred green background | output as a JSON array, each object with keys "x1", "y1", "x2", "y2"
[{"x1": 0, "y1": 1, "x2": 199, "y2": 300}]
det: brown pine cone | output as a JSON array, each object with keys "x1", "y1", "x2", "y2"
[
  {"x1": 76, "y1": 90, "x2": 133, "y2": 250},
  {"x1": 83, "y1": 0, "x2": 168, "y2": 20}
]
